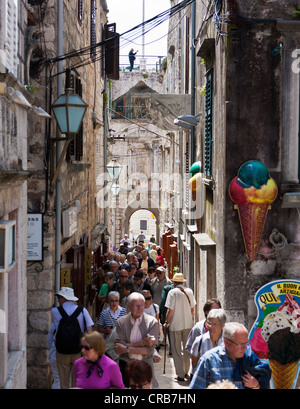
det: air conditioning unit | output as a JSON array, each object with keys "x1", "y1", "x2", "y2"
[
  {"x1": 0, "y1": 220, "x2": 16, "y2": 273},
  {"x1": 62, "y1": 207, "x2": 78, "y2": 239}
]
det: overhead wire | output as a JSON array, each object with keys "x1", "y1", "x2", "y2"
[{"x1": 46, "y1": 0, "x2": 195, "y2": 77}]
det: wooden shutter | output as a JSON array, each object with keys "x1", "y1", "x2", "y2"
[
  {"x1": 0, "y1": 0, "x2": 18, "y2": 77},
  {"x1": 90, "y1": 0, "x2": 96, "y2": 61},
  {"x1": 78, "y1": 0, "x2": 83, "y2": 25},
  {"x1": 66, "y1": 76, "x2": 83, "y2": 161},
  {"x1": 104, "y1": 23, "x2": 120, "y2": 80},
  {"x1": 204, "y1": 69, "x2": 213, "y2": 177}
]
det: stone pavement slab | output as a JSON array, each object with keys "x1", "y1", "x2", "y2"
[{"x1": 153, "y1": 347, "x2": 190, "y2": 390}]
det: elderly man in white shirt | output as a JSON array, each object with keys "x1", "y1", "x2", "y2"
[
  {"x1": 114, "y1": 292, "x2": 159, "y2": 387},
  {"x1": 163, "y1": 273, "x2": 196, "y2": 382}
]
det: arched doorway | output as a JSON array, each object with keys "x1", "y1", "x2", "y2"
[
  {"x1": 129, "y1": 209, "x2": 157, "y2": 245},
  {"x1": 122, "y1": 202, "x2": 160, "y2": 247}
]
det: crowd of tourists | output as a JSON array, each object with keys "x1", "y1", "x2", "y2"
[{"x1": 48, "y1": 234, "x2": 271, "y2": 390}]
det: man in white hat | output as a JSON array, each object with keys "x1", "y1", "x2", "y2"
[
  {"x1": 51, "y1": 287, "x2": 94, "y2": 389},
  {"x1": 163, "y1": 272, "x2": 195, "y2": 382}
]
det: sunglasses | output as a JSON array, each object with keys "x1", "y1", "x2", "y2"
[
  {"x1": 144, "y1": 296, "x2": 152, "y2": 300},
  {"x1": 81, "y1": 344, "x2": 92, "y2": 351}
]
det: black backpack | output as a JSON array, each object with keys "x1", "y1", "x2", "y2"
[{"x1": 55, "y1": 305, "x2": 85, "y2": 354}]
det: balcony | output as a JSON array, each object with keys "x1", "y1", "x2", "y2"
[{"x1": 119, "y1": 54, "x2": 166, "y2": 73}]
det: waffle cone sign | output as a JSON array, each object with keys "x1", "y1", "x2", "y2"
[
  {"x1": 229, "y1": 160, "x2": 277, "y2": 262},
  {"x1": 235, "y1": 203, "x2": 270, "y2": 262}
]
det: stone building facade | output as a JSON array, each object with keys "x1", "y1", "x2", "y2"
[
  {"x1": 0, "y1": 0, "x2": 29, "y2": 389},
  {"x1": 25, "y1": 0, "x2": 111, "y2": 388},
  {"x1": 108, "y1": 71, "x2": 167, "y2": 248},
  {"x1": 164, "y1": 0, "x2": 300, "y2": 327},
  {"x1": 0, "y1": 0, "x2": 112, "y2": 389}
]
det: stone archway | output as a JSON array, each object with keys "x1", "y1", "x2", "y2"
[{"x1": 122, "y1": 202, "x2": 160, "y2": 246}]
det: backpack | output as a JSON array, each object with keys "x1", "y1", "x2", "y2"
[{"x1": 55, "y1": 305, "x2": 85, "y2": 354}]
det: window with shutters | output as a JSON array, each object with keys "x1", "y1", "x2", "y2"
[
  {"x1": 90, "y1": 0, "x2": 96, "y2": 61},
  {"x1": 66, "y1": 75, "x2": 83, "y2": 162},
  {"x1": 204, "y1": 69, "x2": 213, "y2": 177},
  {"x1": 184, "y1": 139, "x2": 190, "y2": 208},
  {"x1": 0, "y1": 0, "x2": 18, "y2": 78}
]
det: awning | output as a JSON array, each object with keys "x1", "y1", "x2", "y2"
[{"x1": 193, "y1": 233, "x2": 216, "y2": 247}]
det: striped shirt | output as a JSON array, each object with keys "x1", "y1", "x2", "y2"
[{"x1": 98, "y1": 306, "x2": 127, "y2": 339}]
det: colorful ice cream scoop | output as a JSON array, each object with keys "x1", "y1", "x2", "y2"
[
  {"x1": 229, "y1": 160, "x2": 278, "y2": 261},
  {"x1": 261, "y1": 310, "x2": 300, "y2": 343},
  {"x1": 229, "y1": 160, "x2": 278, "y2": 205}
]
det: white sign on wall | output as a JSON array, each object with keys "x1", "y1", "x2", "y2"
[{"x1": 27, "y1": 214, "x2": 43, "y2": 261}]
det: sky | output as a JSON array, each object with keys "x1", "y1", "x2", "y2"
[{"x1": 106, "y1": 0, "x2": 170, "y2": 65}]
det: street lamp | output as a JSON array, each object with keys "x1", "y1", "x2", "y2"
[
  {"x1": 51, "y1": 83, "x2": 87, "y2": 135},
  {"x1": 174, "y1": 113, "x2": 202, "y2": 129},
  {"x1": 111, "y1": 182, "x2": 120, "y2": 196},
  {"x1": 50, "y1": 69, "x2": 88, "y2": 186},
  {"x1": 107, "y1": 159, "x2": 122, "y2": 181}
]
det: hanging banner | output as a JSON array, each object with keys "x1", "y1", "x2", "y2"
[
  {"x1": 85, "y1": 248, "x2": 92, "y2": 285},
  {"x1": 249, "y1": 279, "x2": 300, "y2": 389}
]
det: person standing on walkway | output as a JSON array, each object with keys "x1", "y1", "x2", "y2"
[
  {"x1": 73, "y1": 331, "x2": 124, "y2": 389},
  {"x1": 150, "y1": 266, "x2": 173, "y2": 307},
  {"x1": 163, "y1": 273, "x2": 196, "y2": 382},
  {"x1": 190, "y1": 308, "x2": 226, "y2": 373},
  {"x1": 185, "y1": 298, "x2": 222, "y2": 355},
  {"x1": 114, "y1": 292, "x2": 159, "y2": 387},
  {"x1": 138, "y1": 249, "x2": 155, "y2": 274},
  {"x1": 97, "y1": 291, "x2": 127, "y2": 341},
  {"x1": 51, "y1": 287, "x2": 94, "y2": 389},
  {"x1": 189, "y1": 322, "x2": 271, "y2": 389}
]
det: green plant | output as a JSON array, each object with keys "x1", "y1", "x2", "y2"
[
  {"x1": 25, "y1": 84, "x2": 39, "y2": 93},
  {"x1": 292, "y1": 5, "x2": 300, "y2": 16},
  {"x1": 197, "y1": 84, "x2": 206, "y2": 96},
  {"x1": 103, "y1": 91, "x2": 108, "y2": 107}
]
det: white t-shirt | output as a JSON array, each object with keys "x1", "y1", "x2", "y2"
[
  {"x1": 144, "y1": 303, "x2": 159, "y2": 317},
  {"x1": 165, "y1": 285, "x2": 195, "y2": 331}
]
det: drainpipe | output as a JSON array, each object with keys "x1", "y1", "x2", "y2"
[
  {"x1": 189, "y1": 0, "x2": 196, "y2": 290},
  {"x1": 55, "y1": 0, "x2": 63, "y2": 303},
  {"x1": 104, "y1": 76, "x2": 108, "y2": 227}
]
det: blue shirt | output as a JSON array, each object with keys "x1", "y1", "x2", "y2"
[
  {"x1": 190, "y1": 344, "x2": 271, "y2": 389},
  {"x1": 98, "y1": 306, "x2": 127, "y2": 339}
]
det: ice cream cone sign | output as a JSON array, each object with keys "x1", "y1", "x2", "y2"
[
  {"x1": 229, "y1": 160, "x2": 278, "y2": 262},
  {"x1": 249, "y1": 280, "x2": 300, "y2": 389}
]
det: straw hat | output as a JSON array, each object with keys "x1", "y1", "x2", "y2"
[
  {"x1": 172, "y1": 272, "x2": 186, "y2": 283},
  {"x1": 55, "y1": 287, "x2": 78, "y2": 301}
]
